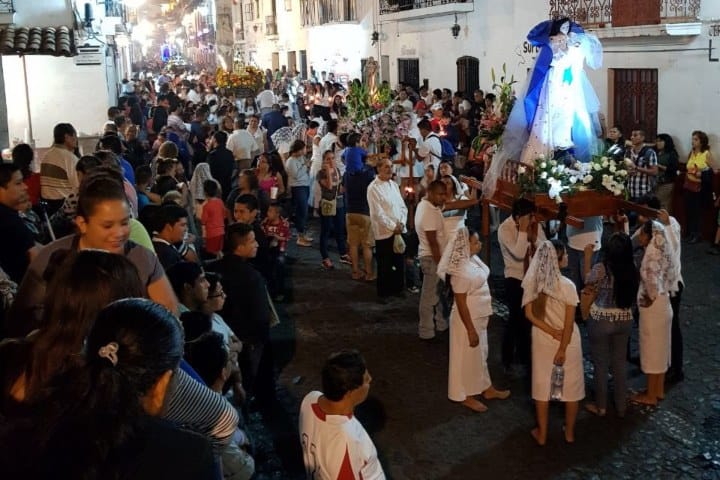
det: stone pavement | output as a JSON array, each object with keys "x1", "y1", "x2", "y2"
[{"x1": 249, "y1": 218, "x2": 720, "y2": 480}]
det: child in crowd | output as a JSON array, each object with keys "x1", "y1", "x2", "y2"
[
  {"x1": 342, "y1": 132, "x2": 368, "y2": 175},
  {"x1": 201, "y1": 180, "x2": 226, "y2": 257},
  {"x1": 261, "y1": 203, "x2": 291, "y2": 300},
  {"x1": 134, "y1": 165, "x2": 153, "y2": 212}
]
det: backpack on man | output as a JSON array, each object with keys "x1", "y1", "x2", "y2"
[{"x1": 428, "y1": 133, "x2": 456, "y2": 163}]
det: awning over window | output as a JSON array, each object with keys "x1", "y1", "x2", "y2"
[{"x1": 0, "y1": 25, "x2": 77, "y2": 57}]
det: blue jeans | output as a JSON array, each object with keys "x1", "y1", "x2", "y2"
[
  {"x1": 291, "y1": 186, "x2": 310, "y2": 234},
  {"x1": 320, "y1": 206, "x2": 347, "y2": 259},
  {"x1": 566, "y1": 246, "x2": 600, "y2": 294}
]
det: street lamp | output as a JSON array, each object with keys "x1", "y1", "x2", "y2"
[{"x1": 451, "y1": 14, "x2": 460, "y2": 39}]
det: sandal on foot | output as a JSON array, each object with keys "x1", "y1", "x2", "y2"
[
  {"x1": 584, "y1": 403, "x2": 606, "y2": 417},
  {"x1": 351, "y1": 271, "x2": 365, "y2": 280}
]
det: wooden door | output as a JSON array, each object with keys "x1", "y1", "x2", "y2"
[{"x1": 612, "y1": 68, "x2": 658, "y2": 140}]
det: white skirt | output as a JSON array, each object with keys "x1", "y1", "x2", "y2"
[
  {"x1": 531, "y1": 327, "x2": 585, "y2": 402},
  {"x1": 448, "y1": 313, "x2": 491, "y2": 401},
  {"x1": 639, "y1": 294, "x2": 672, "y2": 374}
]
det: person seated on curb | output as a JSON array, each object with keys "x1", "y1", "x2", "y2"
[{"x1": 183, "y1": 327, "x2": 256, "y2": 480}]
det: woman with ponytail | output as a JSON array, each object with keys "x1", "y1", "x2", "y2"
[{"x1": 0, "y1": 298, "x2": 215, "y2": 479}]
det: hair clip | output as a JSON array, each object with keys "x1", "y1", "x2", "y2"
[{"x1": 98, "y1": 342, "x2": 119, "y2": 366}]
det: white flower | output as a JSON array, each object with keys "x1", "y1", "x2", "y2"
[
  {"x1": 517, "y1": 165, "x2": 526, "y2": 175},
  {"x1": 609, "y1": 165, "x2": 617, "y2": 173},
  {"x1": 549, "y1": 160, "x2": 557, "y2": 166},
  {"x1": 601, "y1": 156, "x2": 609, "y2": 163},
  {"x1": 539, "y1": 154, "x2": 546, "y2": 160},
  {"x1": 557, "y1": 165, "x2": 565, "y2": 173},
  {"x1": 540, "y1": 162, "x2": 547, "y2": 169},
  {"x1": 569, "y1": 176, "x2": 578, "y2": 184},
  {"x1": 613, "y1": 188, "x2": 623, "y2": 196},
  {"x1": 551, "y1": 166, "x2": 558, "y2": 173},
  {"x1": 583, "y1": 174, "x2": 593, "y2": 184},
  {"x1": 618, "y1": 170, "x2": 628, "y2": 177},
  {"x1": 592, "y1": 163, "x2": 601, "y2": 171},
  {"x1": 540, "y1": 171, "x2": 548, "y2": 179},
  {"x1": 602, "y1": 159, "x2": 609, "y2": 168}
]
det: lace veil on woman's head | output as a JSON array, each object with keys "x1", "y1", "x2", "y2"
[
  {"x1": 521, "y1": 240, "x2": 569, "y2": 307},
  {"x1": 436, "y1": 228, "x2": 471, "y2": 281}
]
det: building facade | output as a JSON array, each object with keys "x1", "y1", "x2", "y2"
[{"x1": 241, "y1": 0, "x2": 718, "y2": 154}]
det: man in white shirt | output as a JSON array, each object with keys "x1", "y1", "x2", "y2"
[
  {"x1": 415, "y1": 119, "x2": 441, "y2": 175},
  {"x1": 367, "y1": 158, "x2": 408, "y2": 299},
  {"x1": 40, "y1": 123, "x2": 80, "y2": 215},
  {"x1": 226, "y1": 118, "x2": 261, "y2": 171},
  {"x1": 498, "y1": 198, "x2": 545, "y2": 372},
  {"x1": 395, "y1": 90, "x2": 414, "y2": 113},
  {"x1": 414, "y1": 180, "x2": 448, "y2": 339},
  {"x1": 566, "y1": 215, "x2": 603, "y2": 294},
  {"x1": 185, "y1": 83, "x2": 202, "y2": 104},
  {"x1": 256, "y1": 88, "x2": 276, "y2": 115},
  {"x1": 299, "y1": 350, "x2": 385, "y2": 480}
]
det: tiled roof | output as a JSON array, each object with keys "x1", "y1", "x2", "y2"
[{"x1": 0, "y1": 25, "x2": 77, "y2": 57}]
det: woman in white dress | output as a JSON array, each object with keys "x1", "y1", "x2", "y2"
[
  {"x1": 522, "y1": 240, "x2": 584, "y2": 445},
  {"x1": 631, "y1": 220, "x2": 678, "y2": 406},
  {"x1": 438, "y1": 228, "x2": 510, "y2": 412}
]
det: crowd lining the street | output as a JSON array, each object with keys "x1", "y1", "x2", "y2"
[{"x1": 0, "y1": 62, "x2": 717, "y2": 478}]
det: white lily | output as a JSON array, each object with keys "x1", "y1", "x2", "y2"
[
  {"x1": 540, "y1": 162, "x2": 547, "y2": 169},
  {"x1": 517, "y1": 165, "x2": 526, "y2": 175},
  {"x1": 540, "y1": 171, "x2": 548, "y2": 179},
  {"x1": 583, "y1": 174, "x2": 593, "y2": 184}
]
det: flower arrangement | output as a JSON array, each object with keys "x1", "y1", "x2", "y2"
[
  {"x1": 477, "y1": 64, "x2": 517, "y2": 143},
  {"x1": 345, "y1": 81, "x2": 393, "y2": 123},
  {"x1": 517, "y1": 153, "x2": 629, "y2": 201},
  {"x1": 215, "y1": 65, "x2": 264, "y2": 94}
]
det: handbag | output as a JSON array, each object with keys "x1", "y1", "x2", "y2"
[
  {"x1": 683, "y1": 174, "x2": 702, "y2": 193},
  {"x1": 393, "y1": 233, "x2": 406, "y2": 254},
  {"x1": 319, "y1": 169, "x2": 340, "y2": 216}
]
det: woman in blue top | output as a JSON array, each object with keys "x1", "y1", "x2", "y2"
[{"x1": 285, "y1": 140, "x2": 313, "y2": 247}]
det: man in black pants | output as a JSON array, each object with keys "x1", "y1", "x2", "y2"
[
  {"x1": 498, "y1": 198, "x2": 545, "y2": 375},
  {"x1": 366, "y1": 158, "x2": 408, "y2": 300}
]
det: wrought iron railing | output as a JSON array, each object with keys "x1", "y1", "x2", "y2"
[
  {"x1": 265, "y1": 15, "x2": 278, "y2": 35},
  {"x1": 300, "y1": 0, "x2": 357, "y2": 26},
  {"x1": 549, "y1": 0, "x2": 700, "y2": 27},
  {"x1": 379, "y1": 0, "x2": 471, "y2": 15},
  {"x1": 0, "y1": 0, "x2": 14, "y2": 14},
  {"x1": 105, "y1": 0, "x2": 127, "y2": 22}
]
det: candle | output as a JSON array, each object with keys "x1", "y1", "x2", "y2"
[{"x1": 23, "y1": 128, "x2": 29, "y2": 144}]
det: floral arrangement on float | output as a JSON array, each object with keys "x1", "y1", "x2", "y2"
[
  {"x1": 345, "y1": 81, "x2": 393, "y2": 123},
  {"x1": 471, "y1": 64, "x2": 517, "y2": 165},
  {"x1": 215, "y1": 65, "x2": 265, "y2": 96}
]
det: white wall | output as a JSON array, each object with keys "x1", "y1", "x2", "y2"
[
  {"x1": 3, "y1": 55, "x2": 111, "y2": 147},
  {"x1": 377, "y1": 1, "x2": 546, "y2": 92},
  {"x1": 14, "y1": 0, "x2": 73, "y2": 26}
]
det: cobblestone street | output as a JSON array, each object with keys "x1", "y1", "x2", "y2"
[{"x1": 254, "y1": 219, "x2": 720, "y2": 480}]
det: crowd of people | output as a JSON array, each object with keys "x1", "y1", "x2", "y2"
[{"x1": 0, "y1": 57, "x2": 716, "y2": 478}]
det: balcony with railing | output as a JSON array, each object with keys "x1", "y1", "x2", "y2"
[
  {"x1": 300, "y1": 0, "x2": 358, "y2": 26},
  {"x1": 0, "y1": 0, "x2": 13, "y2": 14},
  {"x1": 379, "y1": 0, "x2": 473, "y2": 21},
  {"x1": 549, "y1": 0, "x2": 701, "y2": 28},
  {"x1": 265, "y1": 15, "x2": 278, "y2": 36},
  {"x1": 104, "y1": 0, "x2": 128, "y2": 23}
]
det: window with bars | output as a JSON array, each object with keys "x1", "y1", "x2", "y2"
[
  {"x1": 0, "y1": 0, "x2": 14, "y2": 14},
  {"x1": 244, "y1": 3, "x2": 254, "y2": 20},
  {"x1": 612, "y1": 68, "x2": 658, "y2": 140},
  {"x1": 398, "y1": 58, "x2": 420, "y2": 90},
  {"x1": 300, "y1": 0, "x2": 357, "y2": 26}
]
